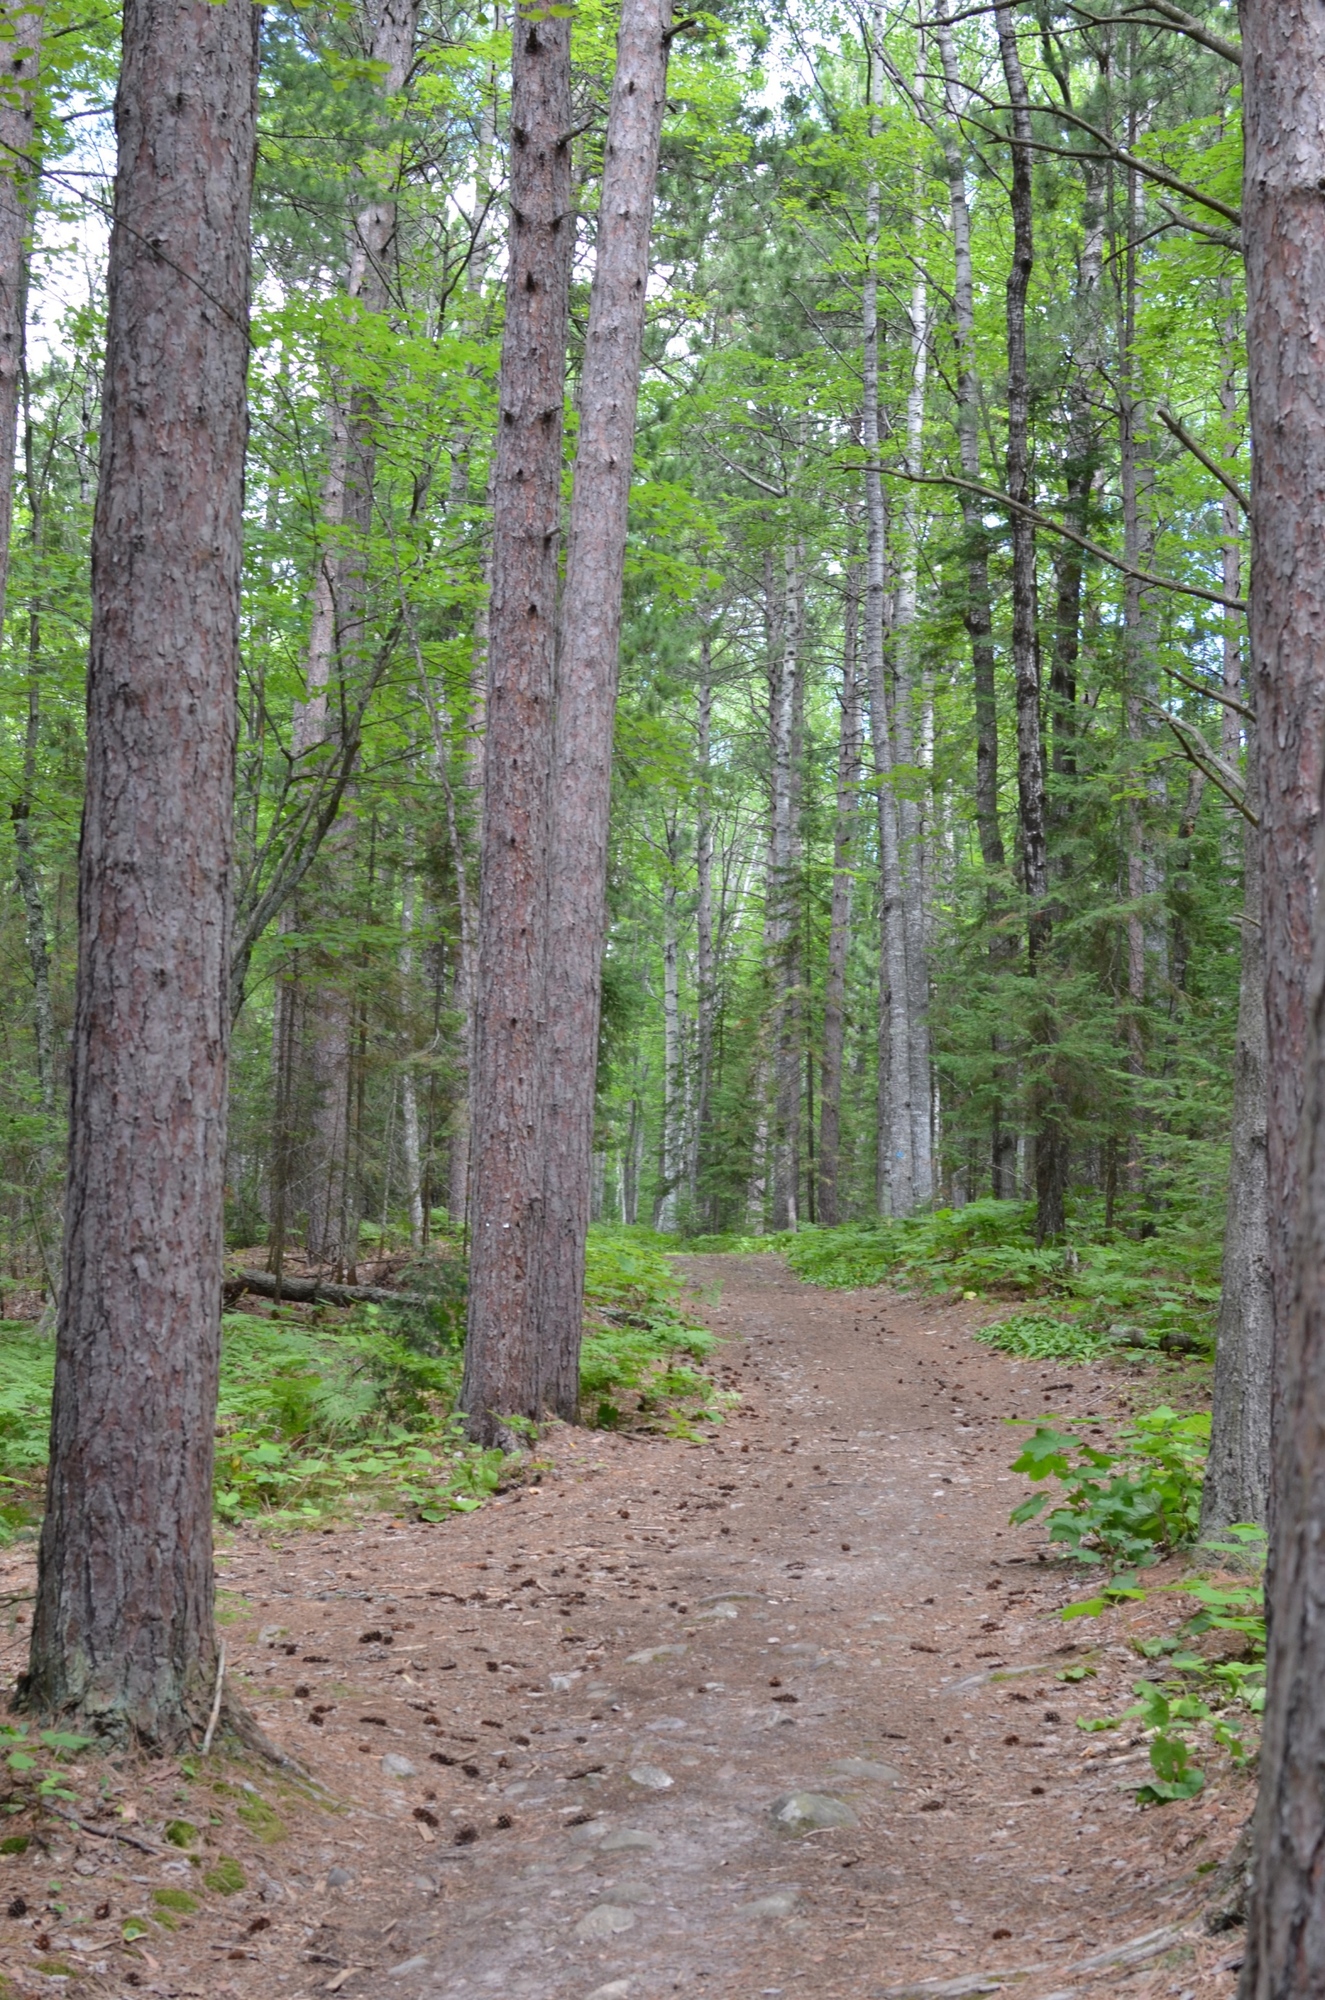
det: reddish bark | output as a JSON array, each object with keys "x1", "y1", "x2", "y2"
[
  {"x1": 1236, "y1": 4, "x2": 1325, "y2": 1990},
  {"x1": 22, "y1": 0, "x2": 258, "y2": 1745},
  {"x1": 460, "y1": 3, "x2": 572, "y2": 1442},
  {"x1": 534, "y1": 0, "x2": 675, "y2": 1417}
]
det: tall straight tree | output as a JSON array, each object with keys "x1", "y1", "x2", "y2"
[
  {"x1": 537, "y1": 0, "x2": 675, "y2": 1414},
  {"x1": 1235, "y1": 4, "x2": 1325, "y2": 1990},
  {"x1": 0, "y1": 1, "x2": 42, "y2": 628},
  {"x1": 22, "y1": 0, "x2": 259, "y2": 1743},
  {"x1": 461, "y1": 0, "x2": 572, "y2": 1443}
]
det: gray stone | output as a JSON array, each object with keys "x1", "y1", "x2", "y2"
[
  {"x1": 737, "y1": 1890, "x2": 799, "y2": 1920},
  {"x1": 325, "y1": 1866, "x2": 355, "y2": 1888},
  {"x1": 576, "y1": 1903, "x2": 637, "y2": 1939},
  {"x1": 585, "y1": 1984, "x2": 633, "y2": 2000},
  {"x1": 387, "y1": 1955, "x2": 430, "y2": 1978},
  {"x1": 598, "y1": 1830, "x2": 658, "y2": 1855},
  {"x1": 695, "y1": 1601, "x2": 739, "y2": 1620},
  {"x1": 627, "y1": 1763, "x2": 673, "y2": 1790},
  {"x1": 381, "y1": 1753, "x2": 417, "y2": 1779},
  {"x1": 768, "y1": 1792, "x2": 858, "y2": 1834},
  {"x1": 827, "y1": 1758, "x2": 902, "y2": 1784},
  {"x1": 625, "y1": 1644, "x2": 687, "y2": 1665}
]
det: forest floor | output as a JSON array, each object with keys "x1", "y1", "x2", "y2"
[{"x1": 0, "y1": 1253, "x2": 1250, "y2": 2000}]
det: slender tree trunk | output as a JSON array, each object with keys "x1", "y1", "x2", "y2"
[
  {"x1": 819, "y1": 562, "x2": 862, "y2": 1227},
  {"x1": 23, "y1": 0, "x2": 258, "y2": 1745},
  {"x1": 460, "y1": 0, "x2": 572, "y2": 1443},
  {"x1": 694, "y1": 636, "x2": 715, "y2": 1225},
  {"x1": 399, "y1": 858, "x2": 425, "y2": 1252},
  {"x1": 769, "y1": 544, "x2": 804, "y2": 1233},
  {"x1": 935, "y1": 5, "x2": 1002, "y2": 878},
  {"x1": 1203, "y1": 750, "x2": 1272, "y2": 1535},
  {"x1": 894, "y1": 248, "x2": 933, "y2": 1208},
  {"x1": 862, "y1": 26, "x2": 913, "y2": 1216},
  {"x1": 1119, "y1": 149, "x2": 1154, "y2": 1197},
  {"x1": 1236, "y1": 8, "x2": 1325, "y2": 1990},
  {"x1": 0, "y1": 2, "x2": 41, "y2": 629},
  {"x1": 655, "y1": 832, "x2": 682, "y2": 1231},
  {"x1": 535, "y1": 0, "x2": 673, "y2": 1409},
  {"x1": 11, "y1": 351, "x2": 54, "y2": 1118},
  {"x1": 996, "y1": 5, "x2": 1061, "y2": 1242}
]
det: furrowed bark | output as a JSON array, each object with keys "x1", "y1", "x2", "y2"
[
  {"x1": 769, "y1": 542, "x2": 804, "y2": 1234},
  {"x1": 23, "y1": 0, "x2": 258, "y2": 1747},
  {"x1": 996, "y1": 5, "x2": 1061, "y2": 1241},
  {"x1": 818, "y1": 561, "x2": 862, "y2": 1228},
  {"x1": 0, "y1": 2, "x2": 41, "y2": 629},
  {"x1": 461, "y1": 1, "x2": 572, "y2": 1443},
  {"x1": 694, "y1": 637, "x2": 716, "y2": 1227},
  {"x1": 533, "y1": 0, "x2": 673, "y2": 1415},
  {"x1": 1236, "y1": 5, "x2": 1325, "y2": 1991}
]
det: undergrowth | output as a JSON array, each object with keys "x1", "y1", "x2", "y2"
[
  {"x1": 759, "y1": 1200, "x2": 1219, "y2": 1358},
  {"x1": 0, "y1": 1228, "x2": 729, "y2": 1539}
]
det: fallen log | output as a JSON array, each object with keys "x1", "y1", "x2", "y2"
[{"x1": 224, "y1": 1270, "x2": 431, "y2": 1311}]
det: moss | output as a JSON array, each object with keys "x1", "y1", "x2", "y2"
[
  {"x1": 153, "y1": 1887, "x2": 199, "y2": 1913},
  {"x1": 164, "y1": 1818, "x2": 199, "y2": 1848},
  {"x1": 203, "y1": 1856, "x2": 246, "y2": 1895},
  {"x1": 237, "y1": 1793, "x2": 286, "y2": 1842}
]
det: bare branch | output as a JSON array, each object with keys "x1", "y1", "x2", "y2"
[
  {"x1": 1154, "y1": 707, "x2": 1258, "y2": 825},
  {"x1": 1157, "y1": 403, "x2": 1250, "y2": 514}
]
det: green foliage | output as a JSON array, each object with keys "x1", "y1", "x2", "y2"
[
  {"x1": 778, "y1": 1206, "x2": 1219, "y2": 1357},
  {"x1": 202, "y1": 1858, "x2": 246, "y2": 1897},
  {"x1": 1010, "y1": 1406, "x2": 1209, "y2": 1567},
  {"x1": 581, "y1": 1228, "x2": 730, "y2": 1430},
  {"x1": 0, "y1": 1723, "x2": 91, "y2": 1802}
]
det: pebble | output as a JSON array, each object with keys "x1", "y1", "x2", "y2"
[
  {"x1": 586, "y1": 1984, "x2": 633, "y2": 1999},
  {"x1": 627, "y1": 1764, "x2": 673, "y2": 1790},
  {"x1": 827, "y1": 1758, "x2": 902, "y2": 1783},
  {"x1": 387, "y1": 1955, "x2": 430, "y2": 1977},
  {"x1": 737, "y1": 1891, "x2": 799, "y2": 1920},
  {"x1": 381, "y1": 1753, "x2": 418, "y2": 1779},
  {"x1": 695, "y1": 1601, "x2": 739, "y2": 1620},
  {"x1": 576, "y1": 1903, "x2": 637, "y2": 1939},
  {"x1": 325, "y1": 1867, "x2": 355, "y2": 1888},
  {"x1": 768, "y1": 1792, "x2": 858, "y2": 1834},
  {"x1": 625, "y1": 1645, "x2": 687, "y2": 1664},
  {"x1": 597, "y1": 1830, "x2": 658, "y2": 1854}
]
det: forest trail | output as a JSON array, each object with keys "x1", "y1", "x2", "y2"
[{"x1": 2, "y1": 1257, "x2": 1246, "y2": 1998}]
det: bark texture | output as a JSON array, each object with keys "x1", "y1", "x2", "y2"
[
  {"x1": 23, "y1": 0, "x2": 258, "y2": 1745},
  {"x1": 535, "y1": 0, "x2": 673, "y2": 1415},
  {"x1": 1238, "y1": 5, "x2": 1325, "y2": 1990},
  {"x1": 461, "y1": 2, "x2": 572, "y2": 1442},
  {"x1": 818, "y1": 564, "x2": 861, "y2": 1228},
  {"x1": 1202, "y1": 759, "x2": 1272, "y2": 1537},
  {"x1": 0, "y1": 2, "x2": 41, "y2": 627}
]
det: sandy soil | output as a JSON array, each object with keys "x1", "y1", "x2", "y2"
[{"x1": 0, "y1": 1254, "x2": 1250, "y2": 1999}]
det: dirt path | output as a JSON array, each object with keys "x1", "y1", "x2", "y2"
[{"x1": 0, "y1": 1256, "x2": 1248, "y2": 1999}]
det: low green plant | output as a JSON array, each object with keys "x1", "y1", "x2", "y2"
[
  {"x1": 0, "y1": 1724, "x2": 91, "y2": 1802},
  {"x1": 581, "y1": 1230, "x2": 730, "y2": 1429},
  {"x1": 975, "y1": 1314, "x2": 1114, "y2": 1362},
  {"x1": 1010, "y1": 1405, "x2": 1209, "y2": 1566}
]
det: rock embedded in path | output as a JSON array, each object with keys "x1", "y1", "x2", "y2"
[
  {"x1": 768, "y1": 1791, "x2": 859, "y2": 1834},
  {"x1": 381, "y1": 1753, "x2": 417, "y2": 1779},
  {"x1": 827, "y1": 1757, "x2": 902, "y2": 1784},
  {"x1": 576, "y1": 1902, "x2": 637, "y2": 1939},
  {"x1": 625, "y1": 1644, "x2": 687, "y2": 1665},
  {"x1": 627, "y1": 1763, "x2": 674, "y2": 1791},
  {"x1": 736, "y1": 1890, "x2": 799, "y2": 1920},
  {"x1": 598, "y1": 1829, "x2": 659, "y2": 1854}
]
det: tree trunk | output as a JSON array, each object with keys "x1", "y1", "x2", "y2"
[
  {"x1": 1235, "y1": 6, "x2": 1325, "y2": 1989},
  {"x1": 769, "y1": 543, "x2": 804, "y2": 1233},
  {"x1": 819, "y1": 562, "x2": 862, "y2": 1227},
  {"x1": 536, "y1": 0, "x2": 674, "y2": 1412},
  {"x1": 460, "y1": 0, "x2": 572, "y2": 1444},
  {"x1": 0, "y1": 2, "x2": 41, "y2": 629},
  {"x1": 996, "y1": 5, "x2": 1061, "y2": 1242},
  {"x1": 862, "y1": 27, "x2": 913, "y2": 1216},
  {"x1": 22, "y1": 0, "x2": 258, "y2": 1746},
  {"x1": 894, "y1": 247, "x2": 933, "y2": 1209},
  {"x1": 694, "y1": 636, "x2": 716, "y2": 1225},
  {"x1": 655, "y1": 834, "x2": 682, "y2": 1232},
  {"x1": 399, "y1": 857, "x2": 425, "y2": 1252},
  {"x1": 12, "y1": 358, "x2": 55, "y2": 1119},
  {"x1": 1202, "y1": 755, "x2": 1272, "y2": 1536}
]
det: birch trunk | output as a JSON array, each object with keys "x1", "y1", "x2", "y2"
[
  {"x1": 1235, "y1": 8, "x2": 1325, "y2": 1986},
  {"x1": 23, "y1": 0, "x2": 258, "y2": 1744},
  {"x1": 769, "y1": 544, "x2": 803, "y2": 1233},
  {"x1": 536, "y1": 0, "x2": 674, "y2": 1409},
  {"x1": 460, "y1": 0, "x2": 572, "y2": 1443},
  {"x1": 818, "y1": 562, "x2": 862, "y2": 1227}
]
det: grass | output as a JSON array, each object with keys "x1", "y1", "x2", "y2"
[{"x1": 0, "y1": 1228, "x2": 730, "y2": 1538}]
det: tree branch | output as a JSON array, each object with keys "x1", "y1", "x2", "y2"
[{"x1": 1157, "y1": 403, "x2": 1250, "y2": 514}]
